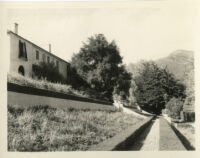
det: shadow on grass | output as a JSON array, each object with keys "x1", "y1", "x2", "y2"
[
  {"x1": 171, "y1": 124, "x2": 195, "y2": 150},
  {"x1": 126, "y1": 119, "x2": 155, "y2": 150}
]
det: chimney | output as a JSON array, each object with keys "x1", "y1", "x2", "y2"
[
  {"x1": 49, "y1": 44, "x2": 51, "y2": 53},
  {"x1": 14, "y1": 23, "x2": 18, "y2": 34}
]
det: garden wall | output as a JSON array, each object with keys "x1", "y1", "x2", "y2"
[
  {"x1": 89, "y1": 116, "x2": 154, "y2": 151},
  {"x1": 159, "y1": 117, "x2": 186, "y2": 151},
  {"x1": 7, "y1": 82, "x2": 114, "y2": 110}
]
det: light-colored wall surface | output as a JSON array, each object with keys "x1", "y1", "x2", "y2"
[
  {"x1": 9, "y1": 32, "x2": 68, "y2": 79},
  {"x1": 8, "y1": 91, "x2": 114, "y2": 111}
]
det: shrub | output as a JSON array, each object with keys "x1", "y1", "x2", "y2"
[
  {"x1": 32, "y1": 62, "x2": 65, "y2": 83},
  {"x1": 165, "y1": 97, "x2": 184, "y2": 119},
  {"x1": 66, "y1": 67, "x2": 90, "y2": 89}
]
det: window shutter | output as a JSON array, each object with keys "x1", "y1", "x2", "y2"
[
  {"x1": 23, "y1": 42, "x2": 27, "y2": 59},
  {"x1": 19, "y1": 40, "x2": 23, "y2": 58}
]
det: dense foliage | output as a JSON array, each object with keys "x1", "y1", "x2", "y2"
[
  {"x1": 133, "y1": 61, "x2": 186, "y2": 114},
  {"x1": 66, "y1": 66, "x2": 90, "y2": 89},
  {"x1": 165, "y1": 97, "x2": 184, "y2": 119},
  {"x1": 70, "y1": 34, "x2": 131, "y2": 101},
  {"x1": 32, "y1": 62, "x2": 65, "y2": 83},
  {"x1": 183, "y1": 69, "x2": 195, "y2": 108}
]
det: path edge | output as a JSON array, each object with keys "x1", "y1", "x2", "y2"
[{"x1": 88, "y1": 116, "x2": 155, "y2": 151}]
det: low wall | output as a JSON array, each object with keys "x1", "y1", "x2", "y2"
[
  {"x1": 7, "y1": 82, "x2": 114, "y2": 111},
  {"x1": 89, "y1": 116, "x2": 154, "y2": 151},
  {"x1": 171, "y1": 123, "x2": 195, "y2": 150},
  {"x1": 159, "y1": 117, "x2": 186, "y2": 151}
]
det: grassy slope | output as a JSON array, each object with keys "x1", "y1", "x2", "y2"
[
  {"x1": 175, "y1": 123, "x2": 195, "y2": 148},
  {"x1": 7, "y1": 73, "x2": 110, "y2": 102},
  {"x1": 8, "y1": 73, "x2": 87, "y2": 97},
  {"x1": 8, "y1": 105, "x2": 143, "y2": 151}
]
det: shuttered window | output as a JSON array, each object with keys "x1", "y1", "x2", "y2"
[
  {"x1": 56, "y1": 60, "x2": 59, "y2": 69},
  {"x1": 42, "y1": 54, "x2": 46, "y2": 62},
  {"x1": 47, "y1": 56, "x2": 50, "y2": 63},
  {"x1": 19, "y1": 40, "x2": 27, "y2": 60},
  {"x1": 36, "y1": 51, "x2": 39, "y2": 60}
]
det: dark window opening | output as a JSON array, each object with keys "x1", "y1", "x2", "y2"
[
  {"x1": 47, "y1": 56, "x2": 50, "y2": 63},
  {"x1": 18, "y1": 65, "x2": 25, "y2": 76},
  {"x1": 56, "y1": 60, "x2": 59, "y2": 69},
  {"x1": 36, "y1": 51, "x2": 39, "y2": 60},
  {"x1": 42, "y1": 54, "x2": 46, "y2": 62},
  {"x1": 52, "y1": 59, "x2": 55, "y2": 65},
  {"x1": 19, "y1": 40, "x2": 27, "y2": 60}
]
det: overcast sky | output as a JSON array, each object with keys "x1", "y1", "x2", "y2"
[{"x1": 7, "y1": 1, "x2": 196, "y2": 65}]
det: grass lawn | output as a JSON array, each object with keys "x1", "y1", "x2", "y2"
[
  {"x1": 8, "y1": 105, "x2": 143, "y2": 151},
  {"x1": 175, "y1": 123, "x2": 195, "y2": 148},
  {"x1": 7, "y1": 73, "x2": 109, "y2": 102}
]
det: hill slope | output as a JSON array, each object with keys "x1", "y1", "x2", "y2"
[
  {"x1": 155, "y1": 50, "x2": 194, "y2": 81},
  {"x1": 128, "y1": 50, "x2": 194, "y2": 82}
]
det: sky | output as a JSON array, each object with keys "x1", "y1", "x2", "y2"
[{"x1": 6, "y1": 1, "x2": 197, "y2": 65}]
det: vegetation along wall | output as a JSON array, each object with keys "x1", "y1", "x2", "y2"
[{"x1": 7, "y1": 82, "x2": 113, "y2": 111}]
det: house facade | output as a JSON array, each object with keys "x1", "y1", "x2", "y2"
[{"x1": 8, "y1": 23, "x2": 70, "y2": 79}]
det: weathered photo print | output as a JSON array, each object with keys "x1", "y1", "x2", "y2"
[{"x1": 5, "y1": 1, "x2": 196, "y2": 152}]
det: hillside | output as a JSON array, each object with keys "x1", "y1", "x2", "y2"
[
  {"x1": 155, "y1": 50, "x2": 194, "y2": 81},
  {"x1": 128, "y1": 50, "x2": 194, "y2": 82}
]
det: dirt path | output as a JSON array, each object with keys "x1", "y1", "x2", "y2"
[{"x1": 127, "y1": 118, "x2": 160, "y2": 151}]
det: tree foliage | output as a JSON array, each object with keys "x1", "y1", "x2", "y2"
[
  {"x1": 134, "y1": 61, "x2": 186, "y2": 114},
  {"x1": 32, "y1": 61, "x2": 65, "y2": 83},
  {"x1": 113, "y1": 65, "x2": 132, "y2": 101},
  {"x1": 66, "y1": 66, "x2": 90, "y2": 89},
  {"x1": 183, "y1": 69, "x2": 195, "y2": 108},
  {"x1": 70, "y1": 34, "x2": 131, "y2": 101},
  {"x1": 165, "y1": 97, "x2": 184, "y2": 119}
]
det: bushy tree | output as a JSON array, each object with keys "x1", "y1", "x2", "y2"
[
  {"x1": 70, "y1": 34, "x2": 131, "y2": 101},
  {"x1": 128, "y1": 80, "x2": 138, "y2": 107},
  {"x1": 66, "y1": 66, "x2": 90, "y2": 89},
  {"x1": 165, "y1": 97, "x2": 184, "y2": 119},
  {"x1": 183, "y1": 69, "x2": 195, "y2": 108},
  {"x1": 32, "y1": 61, "x2": 64, "y2": 83},
  {"x1": 113, "y1": 65, "x2": 132, "y2": 102},
  {"x1": 134, "y1": 61, "x2": 186, "y2": 114}
]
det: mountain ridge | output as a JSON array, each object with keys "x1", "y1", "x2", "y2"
[{"x1": 127, "y1": 49, "x2": 194, "y2": 82}]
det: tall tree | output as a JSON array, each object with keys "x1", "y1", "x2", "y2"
[
  {"x1": 113, "y1": 65, "x2": 132, "y2": 102},
  {"x1": 134, "y1": 61, "x2": 186, "y2": 114},
  {"x1": 70, "y1": 34, "x2": 131, "y2": 101}
]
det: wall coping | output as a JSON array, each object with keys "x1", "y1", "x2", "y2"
[{"x1": 88, "y1": 116, "x2": 154, "y2": 151}]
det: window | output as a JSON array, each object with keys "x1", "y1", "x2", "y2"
[
  {"x1": 19, "y1": 40, "x2": 27, "y2": 60},
  {"x1": 18, "y1": 65, "x2": 25, "y2": 76},
  {"x1": 36, "y1": 51, "x2": 39, "y2": 60},
  {"x1": 47, "y1": 56, "x2": 50, "y2": 63},
  {"x1": 52, "y1": 59, "x2": 55, "y2": 65},
  {"x1": 56, "y1": 60, "x2": 59, "y2": 69},
  {"x1": 42, "y1": 54, "x2": 46, "y2": 62}
]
